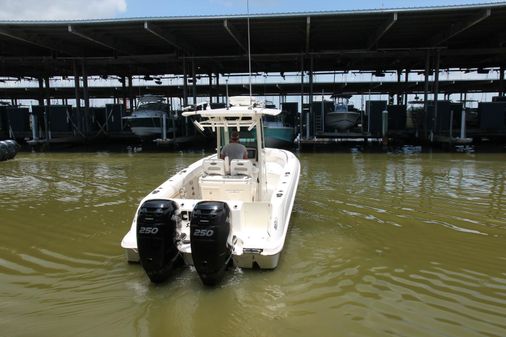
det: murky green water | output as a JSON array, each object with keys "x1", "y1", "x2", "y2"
[{"x1": 1, "y1": 151, "x2": 505, "y2": 337}]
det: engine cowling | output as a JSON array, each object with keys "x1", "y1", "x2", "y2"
[
  {"x1": 136, "y1": 199, "x2": 181, "y2": 283},
  {"x1": 190, "y1": 201, "x2": 232, "y2": 286}
]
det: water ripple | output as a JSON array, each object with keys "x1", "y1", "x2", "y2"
[{"x1": 1, "y1": 152, "x2": 505, "y2": 337}]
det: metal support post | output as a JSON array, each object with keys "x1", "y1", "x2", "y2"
[
  {"x1": 309, "y1": 55, "x2": 314, "y2": 136},
  {"x1": 432, "y1": 49, "x2": 441, "y2": 141},
  {"x1": 44, "y1": 77, "x2": 51, "y2": 140},
  {"x1": 397, "y1": 69, "x2": 402, "y2": 105},
  {"x1": 449, "y1": 109, "x2": 453, "y2": 143},
  {"x1": 73, "y1": 61, "x2": 82, "y2": 136},
  {"x1": 382, "y1": 109, "x2": 389, "y2": 145},
  {"x1": 183, "y1": 57, "x2": 188, "y2": 107},
  {"x1": 216, "y1": 73, "x2": 220, "y2": 103},
  {"x1": 404, "y1": 69, "x2": 409, "y2": 107},
  {"x1": 460, "y1": 108, "x2": 466, "y2": 139},
  {"x1": 299, "y1": 55, "x2": 305, "y2": 143},
  {"x1": 82, "y1": 61, "x2": 90, "y2": 136},
  {"x1": 500, "y1": 66, "x2": 505, "y2": 97},
  {"x1": 423, "y1": 51, "x2": 431, "y2": 140},
  {"x1": 208, "y1": 72, "x2": 213, "y2": 104},
  {"x1": 128, "y1": 75, "x2": 134, "y2": 114},
  {"x1": 192, "y1": 60, "x2": 197, "y2": 105},
  {"x1": 162, "y1": 112, "x2": 167, "y2": 140}
]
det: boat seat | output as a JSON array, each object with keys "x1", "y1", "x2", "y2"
[
  {"x1": 230, "y1": 159, "x2": 255, "y2": 177},
  {"x1": 202, "y1": 159, "x2": 226, "y2": 176},
  {"x1": 199, "y1": 175, "x2": 257, "y2": 202}
]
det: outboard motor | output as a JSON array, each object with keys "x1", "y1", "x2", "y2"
[
  {"x1": 190, "y1": 201, "x2": 232, "y2": 286},
  {"x1": 136, "y1": 199, "x2": 181, "y2": 283}
]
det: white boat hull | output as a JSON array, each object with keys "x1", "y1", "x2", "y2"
[
  {"x1": 121, "y1": 148, "x2": 300, "y2": 269},
  {"x1": 130, "y1": 126, "x2": 162, "y2": 137},
  {"x1": 325, "y1": 111, "x2": 360, "y2": 131}
]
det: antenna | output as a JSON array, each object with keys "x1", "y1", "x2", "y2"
[{"x1": 247, "y1": 0, "x2": 252, "y2": 106}]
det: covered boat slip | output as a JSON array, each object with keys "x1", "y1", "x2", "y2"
[{"x1": 1, "y1": 3, "x2": 506, "y2": 147}]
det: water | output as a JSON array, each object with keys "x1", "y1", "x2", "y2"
[{"x1": 1, "y1": 151, "x2": 505, "y2": 337}]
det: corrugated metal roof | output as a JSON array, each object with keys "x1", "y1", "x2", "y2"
[
  {"x1": 1, "y1": 1, "x2": 505, "y2": 24},
  {"x1": 0, "y1": 2, "x2": 505, "y2": 78}
]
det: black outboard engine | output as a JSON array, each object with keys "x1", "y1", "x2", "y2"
[
  {"x1": 190, "y1": 201, "x2": 232, "y2": 286},
  {"x1": 136, "y1": 199, "x2": 181, "y2": 283}
]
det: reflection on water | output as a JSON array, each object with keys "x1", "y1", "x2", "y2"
[{"x1": 1, "y1": 151, "x2": 505, "y2": 337}]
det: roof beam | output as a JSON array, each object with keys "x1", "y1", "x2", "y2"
[
  {"x1": 0, "y1": 28, "x2": 68, "y2": 55},
  {"x1": 429, "y1": 8, "x2": 491, "y2": 46},
  {"x1": 305, "y1": 16, "x2": 311, "y2": 53},
  {"x1": 223, "y1": 19, "x2": 247, "y2": 53},
  {"x1": 367, "y1": 12, "x2": 397, "y2": 49},
  {"x1": 144, "y1": 22, "x2": 194, "y2": 54},
  {"x1": 68, "y1": 25, "x2": 132, "y2": 55}
]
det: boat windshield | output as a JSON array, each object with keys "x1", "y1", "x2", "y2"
[
  {"x1": 136, "y1": 102, "x2": 169, "y2": 111},
  {"x1": 334, "y1": 103, "x2": 348, "y2": 112}
]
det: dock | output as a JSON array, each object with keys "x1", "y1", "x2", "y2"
[{"x1": 1, "y1": 3, "x2": 505, "y2": 150}]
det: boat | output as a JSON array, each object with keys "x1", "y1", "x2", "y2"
[
  {"x1": 120, "y1": 96, "x2": 300, "y2": 285},
  {"x1": 263, "y1": 107, "x2": 295, "y2": 148},
  {"x1": 325, "y1": 95, "x2": 360, "y2": 131},
  {"x1": 122, "y1": 95, "x2": 175, "y2": 138},
  {"x1": 263, "y1": 121, "x2": 294, "y2": 148}
]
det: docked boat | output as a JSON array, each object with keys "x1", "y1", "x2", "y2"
[
  {"x1": 120, "y1": 96, "x2": 300, "y2": 285},
  {"x1": 262, "y1": 103, "x2": 295, "y2": 148},
  {"x1": 325, "y1": 95, "x2": 360, "y2": 131},
  {"x1": 264, "y1": 121, "x2": 294, "y2": 148},
  {"x1": 122, "y1": 95, "x2": 175, "y2": 138}
]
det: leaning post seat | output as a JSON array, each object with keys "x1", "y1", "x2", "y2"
[
  {"x1": 199, "y1": 159, "x2": 258, "y2": 202},
  {"x1": 230, "y1": 159, "x2": 256, "y2": 177},
  {"x1": 202, "y1": 159, "x2": 226, "y2": 176}
]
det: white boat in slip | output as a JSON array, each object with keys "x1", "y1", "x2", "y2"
[
  {"x1": 325, "y1": 95, "x2": 360, "y2": 131},
  {"x1": 121, "y1": 96, "x2": 300, "y2": 285},
  {"x1": 122, "y1": 95, "x2": 174, "y2": 138}
]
